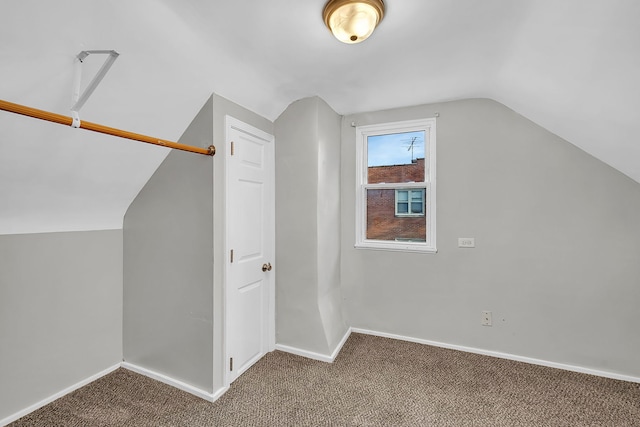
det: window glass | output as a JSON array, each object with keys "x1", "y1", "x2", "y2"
[
  {"x1": 366, "y1": 189, "x2": 426, "y2": 242},
  {"x1": 410, "y1": 190, "x2": 424, "y2": 214},
  {"x1": 367, "y1": 131, "x2": 426, "y2": 184}
]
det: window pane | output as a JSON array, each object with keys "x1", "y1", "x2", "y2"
[
  {"x1": 398, "y1": 202, "x2": 409, "y2": 214},
  {"x1": 410, "y1": 202, "x2": 423, "y2": 214},
  {"x1": 367, "y1": 131, "x2": 425, "y2": 184},
  {"x1": 397, "y1": 191, "x2": 408, "y2": 202},
  {"x1": 367, "y1": 189, "x2": 426, "y2": 242}
]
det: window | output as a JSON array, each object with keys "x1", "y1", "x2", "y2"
[
  {"x1": 355, "y1": 118, "x2": 436, "y2": 252},
  {"x1": 395, "y1": 189, "x2": 425, "y2": 216}
]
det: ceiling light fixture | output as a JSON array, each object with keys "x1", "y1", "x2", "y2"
[{"x1": 323, "y1": 0, "x2": 385, "y2": 44}]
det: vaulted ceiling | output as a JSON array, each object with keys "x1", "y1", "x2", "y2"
[{"x1": 1, "y1": 0, "x2": 639, "y2": 234}]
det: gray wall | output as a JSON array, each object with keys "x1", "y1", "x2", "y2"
[
  {"x1": 341, "y1": 98, "x2": 640, "y2": 378},
  {"x1": 317, "y1": 98, "x2": 346, "y2": 351},
  {"x1": 123, "y1": 97, "x2": 214, "y2": 392},
  {"x1": 0, "y1": 230, "x2": 122, "y2": 421},
  {"x1": 275, "y1": 97, "x2": 347, "y2": 356}
]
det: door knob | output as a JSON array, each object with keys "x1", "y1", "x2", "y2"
[{"x1": 262, "y1": 263, "x2": 272, "y2": 272}]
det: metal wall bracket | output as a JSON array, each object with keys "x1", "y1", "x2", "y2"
[
  {"x1": 71, "y1": 50, "x2": 119, "y2": 123},
  {"x1": 70, "y1": 110, "x2": 81, "y2": 128}
]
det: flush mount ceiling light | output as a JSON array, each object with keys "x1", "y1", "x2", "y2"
[{"x1": 323, "y1": 0, "x2": 385, "y2": 44}]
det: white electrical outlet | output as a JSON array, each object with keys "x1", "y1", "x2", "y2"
[
  {"x1": 458, "y1": 238, "x2": 475, "y2": 248},
  {"x1": 481, "y1": 310, "x2": 492, "y2": 326}
]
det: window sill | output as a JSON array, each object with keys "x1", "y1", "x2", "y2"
[{"x1": 355, "y1": 241, "x2": 437, "y2": 254}]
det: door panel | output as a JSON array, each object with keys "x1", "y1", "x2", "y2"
[{"x1": 236, "y1": 179, "x2": 263, "y2": 257}]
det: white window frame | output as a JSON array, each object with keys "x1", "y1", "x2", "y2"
[
  {"x1": 395, "y1": 189, "x2": 425, "y2": 217},
  {"x1": 355, "y1": 118, "x2": 436, "y2": 253}
]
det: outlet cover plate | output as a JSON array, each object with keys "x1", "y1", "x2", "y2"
[
  {"x1": 458, "y1": 238, "x2": 475, "y2": 248},
  {"x1": 481, "y1": 310, "x2": 492, "y2": 326}
]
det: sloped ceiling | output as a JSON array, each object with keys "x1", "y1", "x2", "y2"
[{"x1": 1, "y1": 0, "x2": 639, "y2": 234}]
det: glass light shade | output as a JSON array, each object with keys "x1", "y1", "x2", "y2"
[{"x1": 323, "y1": 0, "x2": 384, "y2": 44}]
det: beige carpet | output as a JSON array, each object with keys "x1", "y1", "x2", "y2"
[{"x1": 10, "y1": 333, "x2": 640, "y2": 426}]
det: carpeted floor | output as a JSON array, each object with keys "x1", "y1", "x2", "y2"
[{"x1": 10, "y1": 333, "x2": 640, "y2": 426}]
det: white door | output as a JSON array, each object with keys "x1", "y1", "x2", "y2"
[{"x1": 225, "y1": 116, "x2": 275, "y2": 384}]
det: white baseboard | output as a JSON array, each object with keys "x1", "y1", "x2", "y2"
[
  {"x1": 0, "y1": 363, "x2": 120, "y2": 427},
  {"x1": 351, "y1": 327, "x2": 640, "y2": 384},
  {"x1": 276, "y1": 327, "x2": 352, "y2": 363},
  {"x1": 275, "y1": 343, "x2": 334, "y2": 363},
  {"x1": 3, "y1": 361, "x2": 230, "y2": 426},
  {"x1": 121, "y1": 362, "x2": 226, "y2": 402},
  {"x1": 330, "y1": 327, "x2": 352, "y2": 361}
]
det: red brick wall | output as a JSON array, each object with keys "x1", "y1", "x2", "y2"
[
  {"x1": 365, "y1": 159, "x2": 427, "y2": 241},
  {"x1": 368, "y1": 158, "x2": 425, "y2": 184},
  {"x1": 366, "y1": 189, "x2": 426, "y2": 241}
]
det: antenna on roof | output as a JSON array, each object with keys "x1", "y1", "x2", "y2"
[{"x1": 402, "y1": 136, "x2": 422, "y2": 163}]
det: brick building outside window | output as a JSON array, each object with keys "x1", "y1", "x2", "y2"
[{"x1": 367, "y1": 158, "x2": 426, "y2": 241}]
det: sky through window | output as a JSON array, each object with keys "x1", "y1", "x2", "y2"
[{"x1": 367, "y1": 131, "x2": 425, "y2": 167}]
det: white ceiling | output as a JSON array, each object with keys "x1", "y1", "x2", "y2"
[{"x1": 1, "y1": 0, "x2": 639, "y2": 234}]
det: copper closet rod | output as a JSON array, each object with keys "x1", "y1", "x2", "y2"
[{"x1": 0, "y1": 99, "x2": 215, "y2": 156}]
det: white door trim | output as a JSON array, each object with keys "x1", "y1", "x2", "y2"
[{"x1": 223, "y1": 115, "x2": 275, "y2": 387}]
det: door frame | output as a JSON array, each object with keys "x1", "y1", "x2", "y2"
[{"x1": 223, "y1": 115, "x2": 276, "y2": 387}]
